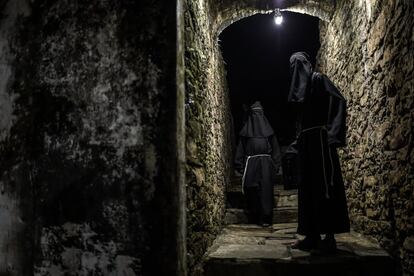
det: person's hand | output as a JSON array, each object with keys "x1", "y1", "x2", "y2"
[
  {"x1": 234, "y1": 170, "x2": 243, "y2": 177},
  {"x1": 275, "y1": 166, "x2": 282, "y2": 175}
]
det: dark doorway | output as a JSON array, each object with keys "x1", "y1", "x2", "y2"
[{"x1": 219, "y1": 12, "x2": 320, "y2": 147}]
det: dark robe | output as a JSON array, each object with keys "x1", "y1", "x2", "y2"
[
  {"x1": 235, "y1": 101, "x2": 282, "y2": 224},
  {"x1": 288, "y1": 52, "x2": 350, "y2": 235}
]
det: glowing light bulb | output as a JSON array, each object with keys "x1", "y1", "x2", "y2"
[
  {"x1": 274, "y1": 9, "x2": 283, "y2": 25},
  {"x1": 274, "y1": 15, "x2": 283, "y2": 25}
]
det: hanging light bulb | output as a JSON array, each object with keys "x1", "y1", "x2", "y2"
[{"x1": 274, "y1": 8, "x2": 283, "y2": 25}]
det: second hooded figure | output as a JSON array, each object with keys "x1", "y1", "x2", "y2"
[{"x1": 235, "y1": 101, "x2": 282, "y2": 226}]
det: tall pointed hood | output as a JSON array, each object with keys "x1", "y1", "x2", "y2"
[
  {"x1": 288, "y1": 52, "x2": 313, "y2": 103},
  {"x1": 239, "y1": 101, "x2": 274, "y2": 137}
]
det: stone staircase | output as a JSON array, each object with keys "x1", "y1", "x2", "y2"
[
  {"x1": 225, "y1": 175, "x2": 298, "y2": 225},
  {"x1": 202, "y1": 177, "x2": 395, "y2": 276},
  {"x1": 225, "y1": 184, "x2": 298, "y2": 224}
]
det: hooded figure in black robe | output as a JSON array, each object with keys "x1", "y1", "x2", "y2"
[
  {"x1": 288, "y1": 52, "x2": 350, "y2": 252},
  {"x1": 235, "y1": 101, "x2": 282, "y2": 225}
]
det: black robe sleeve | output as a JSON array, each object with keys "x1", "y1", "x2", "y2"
[
  {"x1": 271, "y1": 135, "x2": 282, "y2": 170},
  {"x1": 321, "y1": 75, "x2": 347, "y2": 148},
  {"x1": 234, "y1": 138, "x2": 246, "y2": 174}
]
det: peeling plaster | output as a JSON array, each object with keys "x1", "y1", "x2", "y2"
[{"x1": 0, "y1": 0, "x2": 31, "y2": 141}]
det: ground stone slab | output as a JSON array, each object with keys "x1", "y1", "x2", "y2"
[{"x1": 204, "y1": 224, "x2": 395, "y2": 276}]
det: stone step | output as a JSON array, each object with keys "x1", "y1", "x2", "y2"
[
  {"x1": 227, "y1": 186, "x2": 298, "y2": 209},
  {"x1": 225, "y1": 207, "x2": 298, "y2": 225},
  {"x1": 204, "y1": 224, "x2": 395, "y2": 276},
  {"x1": 227, "y1": 185, "x2": 298, "y2": 197}
]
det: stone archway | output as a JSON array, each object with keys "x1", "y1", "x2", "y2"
[{"x1": 210, "y1": 0, "x2": 335, "y2": 36}]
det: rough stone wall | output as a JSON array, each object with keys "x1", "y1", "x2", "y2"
[
  {"x1": 184, "y1": 0, "x2": 233, "y2": 275},
  {"x1": 318, "y1": 0, "x2": 414, "y2": 274},
  {"x1": 0, "y1": 0, "x2": 181, "y2": 275}
]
